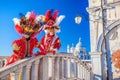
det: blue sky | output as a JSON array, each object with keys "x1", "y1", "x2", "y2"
[{"x1": 0, "y1": 0, "x2": 90, "y2": 56}]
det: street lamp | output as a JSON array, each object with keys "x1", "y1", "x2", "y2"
[{"x1": 75, "y1": 15, "x2": 82, "y2": 24}]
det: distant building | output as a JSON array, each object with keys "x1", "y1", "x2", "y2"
[{"x1": 67, "y1": 38, "x2": 90, "y2": 60}]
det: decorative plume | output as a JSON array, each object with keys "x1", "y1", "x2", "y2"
[
  {"x1": 52, "y1": 10, "x2": 59, "y2": 21},
  {"x1": 45, "y1": 10, "x2": 52, "y2": 22},
  {"x1": 29, "y1": 11, "x2": 37, "y2": 19},
  {"x1": 13, "y1": 11, "x2": 43, "y2": 35},
  {"x1": 13, "y1": 18, "x2": 20, "y2": 25},
  {"x1": 54, "y1": 15, "x2": 65, "y2": 26},
  {"x1": 45, "y1": 10, "x2": 59, "y2": 23}
]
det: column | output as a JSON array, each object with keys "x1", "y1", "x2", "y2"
[
  {"x1": 70, "y1": 58, "x2": 74, "y2": 78},
  {"x1": 10, "y1": 73, "x2": 15, "y2": 80},
  {"x1": 74, "y1": 60, "x2": 77, "y2": 78},
  {"x1": 25, "y1": 63, "x2": 32, "y2": 80},
  {"x1": 48, "y1": 57, "x2": 53, "y2": 80},
  {"x1": 81, "y1": 64, "x2": 84, "y2": 79},
  {"x1": 66, "y1": 58, "x2": 71, "y2": 79},
  {"x1": 82, "y1": 65, "x2": 85, "y2": 80},
  {"x1": 54, "y1": 57, "x2": 60, "y2": 80},
  {"x1": 34, "y1": 59, "x2": 40, "y2": 80},
  {"x1": 90, "y1": 52, "x2": 105, "y2": 80},
  {"x1": 87, "y1": 70, "x2": 90, "y2": 80},
  {"x1": 59, "y1": 57, "x2": 64, "y2": 79},
  {"x1": 61, "y1": 57, "x2": 64, "y2": 79},
  {"x1": 43, "y1": 57, "x2": 49, "y2": 80},
  {"x1": 84, "y1": 67, "x2": 87, "y2": 80},
  {"x1": 79, "y1": 63, "x2": 83, "y2": 79},
  {"x1": 77, "y1": 63, "x2": 80, "y2": 79},
  {"x1": 51, "y1": 57, "x2": 55, "y2": 80},
  {"x1": 15, "y1": 69, "x2": 21, "y2": 80},
  {"x1": 39, "y1": 57, "x2": 43, "y2": 80}
]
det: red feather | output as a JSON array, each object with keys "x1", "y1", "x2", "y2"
[
  {"x1": 15, "y1": 24, "x2": 24, "y2": 34},
  {"x1": 29, "y1": 11, "x2": 37, "y2": 19},
  {"x1": 45, "y1": 10, "x2": 52, "y2": 22},
  {"x1": 52, "y1": 10, "x2": 59, "y2": 21}
]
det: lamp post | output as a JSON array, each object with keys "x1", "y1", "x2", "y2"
[{"x1": 100, "y1": 0, "x2": 111, "y2": 80}]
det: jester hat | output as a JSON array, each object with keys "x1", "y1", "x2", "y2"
[
  {"x1": 13, "y1": 11, "x2": 43, "y2": 37},
  {"x1": 43, "y1": 10, "x2": 65, "y2": 33}
]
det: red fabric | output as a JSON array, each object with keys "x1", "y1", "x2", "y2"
[
  {"x1": 5, "y1": 54, "x2": 18, "y2": 66},
  {"x1": 38, "y1": 33, "x2": 60, "y2": 55},
  {"x1": 5, "y1": 37, "x2": 39, "y2": 66}
]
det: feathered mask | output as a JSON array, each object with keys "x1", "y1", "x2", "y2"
[
  {"x1": 44, "y1": 10, "x2": 65, "y2": 33},
  {"x1": 13, "y1": 11, "x2": 44, "y2": 36}
]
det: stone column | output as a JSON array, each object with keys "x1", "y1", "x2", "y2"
[
  {"x1": 85, "y1": 69, "x2": 88, "y2": 80},
  {"x1": 77, "y1": 63, "x2": 80, "y2": 79},
  {"x1": 87, "y1": 70, "x2": 90, "y2": 80},
  {"x1": 79, "y1": 63, "x2": 83, "y2": 79},
  {"x1": 54, "y1": 57, "x2": 60, "y2": 80},
  {"x1": 51, "y1": 57, "x2": 55, "y2": 80},
  {"x1": 34, "y1": 59, "x2": 40, "y2": 80},
  {"x1": 59, "y1": 57, "x2": 64, "y2": 79},
  {"x1": 25, "y1": 63, "x2": 32, "y2": 80},
  {"x1": 10, "y1": 70, "x2": 20, "y2": 80},
  {"x1": 66, "y1": 58, "x2": 71, "y2": 79},
  {"x1": 82, "y1": 65, "x2": 85, "y2": 79},
  {"x1": 15, "y1": 69, "x2": 21, "y2": 80},
  {"x1": 74, "y1": 60, "x2": 77, "y2": 78},
  {"x1": 10, "y1": 73, "x2": 15, "y2": 80},
  {"x1": 42, "y1": 56, "x2": 55, "y2": 80},
  {"x1": 48, "y1": 57, "x2": 53, "y2": 80},
  {"x1": 61, "y1": 57, "x2": 64, "y2": 79},
  {"x1": 43, "y1": 56, "x2": 49, "y2": 80},
  {"x1": 90, "y1": 52, "x2": 105, "y2": 80},
  {"x1": 39, "y1": 57, "x2": 43, "y2": 80}
]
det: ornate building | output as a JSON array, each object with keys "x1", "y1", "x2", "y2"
[
  {"x1": 67, "y1": 38, "x2": 90, "y2": 60},
  {"x1": 87, "y1": 0, "x2": 120, "y2": 79}
]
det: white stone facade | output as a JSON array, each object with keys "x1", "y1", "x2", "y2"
[{"x1": 87, "y1": 0, "x2": 120, "y2": 79}]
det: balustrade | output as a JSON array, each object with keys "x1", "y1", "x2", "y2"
[{"x1": 0, "y1": 53, "x2": 94, "y2": 80}]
